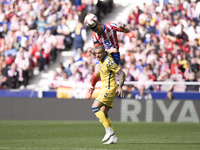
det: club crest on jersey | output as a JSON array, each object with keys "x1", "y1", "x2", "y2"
[{"x1": 104, "y1": 39, "x2": 111, "y2": 49}]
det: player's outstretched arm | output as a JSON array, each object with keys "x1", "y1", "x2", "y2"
[
  {"x1": 119, "y1": 24, "x2": 130, "y2": 33},
  {"x1": 116, "y1": 69, "x2": 126, "y2": 98},
  {"x1": 87, "y1": 47, "x2": 96, "y2": 56}
]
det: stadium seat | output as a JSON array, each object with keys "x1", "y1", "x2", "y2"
[
  {"x1": 170, "y1": 74, "x2": 183, "y2": 81},
  {"x1": 173, "y1": 79, "x2": 186, "y2": 92},
  {"x1": 55, "y1": 35, "x2": 65, "y2": 50}
]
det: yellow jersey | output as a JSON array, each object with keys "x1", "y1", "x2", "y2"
[{"x1": 99, "y1": 52, "x2": 120, "y2": 90}]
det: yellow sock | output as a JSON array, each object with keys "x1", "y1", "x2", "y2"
[
  {"x1": 105, "y1": 114, "x2": 114, "y2": 131},
  {"x1": 92, "y1": 107, "x2": 109, "y2": 129}
]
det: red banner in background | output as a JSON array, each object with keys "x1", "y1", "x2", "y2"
[{"x1": 56, "y1": 81, "x2": 101, "y2": 99}]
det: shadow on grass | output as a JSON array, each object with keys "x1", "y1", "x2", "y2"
[{"x1": 122, "y1": 143, "x2": 200, "y2": 145}]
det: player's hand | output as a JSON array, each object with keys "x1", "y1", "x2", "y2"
[
  {"x1": 119, "y1": 24, "x2": 126, "y2": 30},
  {"x1": 107, "y1": 48, "x2": 117, "y2": 54},
  {"x1": 116, "y1": 87, "x2": 124, "y2": 98},
  {"x1": 87, "y1": 47, "x2": 95, "y2": 56},
  {"x1": 119, "y1": 24, "x2": 130, "y2": 33}
]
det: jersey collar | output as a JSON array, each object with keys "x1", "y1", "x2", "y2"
[{"x1": 102, "y1": 24, "x2": 106, "y2": 32}]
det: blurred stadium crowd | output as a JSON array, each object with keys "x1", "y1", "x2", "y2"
[
  {"x1": 1, "y1": 0, "x2": 200, "y2": 94},
  {"x1": 52, "y1": 0, "x2": 200, "y2": 94},
  {"x1": 0, "y1": 0, "x2": 113, "y2": 89}
]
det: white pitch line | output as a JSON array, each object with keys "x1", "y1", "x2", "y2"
[
  {"x1": 0, "y1": 147, "x2": 129, "y2": 150},
  {"x1": 69, "y1": 148, "x2": 129, "y2": 150},
  {"x1": 0, "y1": 148, "x2": 66, "y2": 150}
]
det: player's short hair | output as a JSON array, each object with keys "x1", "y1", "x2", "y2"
[{"x1": 95, "y1": 45, "x2": 105, "y2": 51}]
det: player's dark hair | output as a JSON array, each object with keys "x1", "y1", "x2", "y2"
[{"x1": 95, "y1": 45, "x2": 105, "y2": 51}]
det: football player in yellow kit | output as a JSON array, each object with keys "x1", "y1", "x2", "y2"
[{"x1": 91, "y1": 45, "x2": 126, "y2": 144}]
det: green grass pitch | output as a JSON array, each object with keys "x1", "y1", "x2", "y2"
[{"x1": 0, "y1": 121, "x2": 200, "y2": 150}]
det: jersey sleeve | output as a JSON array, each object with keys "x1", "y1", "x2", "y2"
[
  {"x1": 109, "y1": 22, "x2": 123, "y2": 32},
  {"x1": 92, "y1": 33, "x2": 100, "y2": 48},
  {"x1": 106, "y1": 56, "x2": 120, "y2": 73}
]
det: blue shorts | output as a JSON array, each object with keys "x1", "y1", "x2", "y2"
[{"x1": 96, "y1": 53, "x2": 120, "y2": 65}]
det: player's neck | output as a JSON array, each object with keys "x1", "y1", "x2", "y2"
[{"x1": 101, "y1": 52, "x2": 108, "y2": 62}]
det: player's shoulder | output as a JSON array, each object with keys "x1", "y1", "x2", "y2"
[
  {"x1": 105, "y1": 22, "x2": 119, "y2": 28},
  {"x1": 92, "y1": 32, "x2": 96, "y2": 37},
  {"x1": 92, "y1": 32, "x2": 99, "y2": 40},
  {"x1": 104, "y1": 53, "x2": 114, "y2": 64}
]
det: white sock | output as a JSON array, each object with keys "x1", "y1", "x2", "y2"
[{"x1": 105, "y1": 127, "x2": 113, "y2": 133}]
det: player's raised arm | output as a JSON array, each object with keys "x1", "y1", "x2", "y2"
[
  {"x1": 119, "y1": 24, "x2": 130, "y2": 33},
  {"x1": 106, "y1": 47, "x2": 118, "y2": 54},
  {"x1": 87, "y1": 47, "x2": 96, "y2": 56},
  {"x1": 116, "y1": 69, "x2": 126, "y2": 98}
]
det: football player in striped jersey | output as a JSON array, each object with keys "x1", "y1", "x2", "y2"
[{"x1": 84, "y1": 14, "x2": 129, "y2": 99}]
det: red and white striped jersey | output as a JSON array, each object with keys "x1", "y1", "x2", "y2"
[{"x1": 92, "y1": 22, "x2": 123, "y2": 51}]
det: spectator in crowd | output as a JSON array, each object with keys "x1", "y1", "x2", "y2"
[
  {"x1": 36, "y1": 16, "x2": 48, "y2": 34},
  {"x1": 122, "y1": 67, "x2": 135, "y2": 97},
  {"x1": 0, "y1": 0, "x2": 113, "y2": 90},
  {"x1": 15, "y1": 49, "x2": 30, "y2": 87},
  {"x1": 44, "y1": 29, "x2": 57, "y2": 62},
  {"x1": 0, "y1": 65, "x2": 4, "y2": 89},
  {"x1": 183, "y1": 61, "x2": 193, "y2": 80},
  {"x1": 4, "y1": 43, "x2": 17, "y2": 58},
  {"x1": 170, "y1": 57, "x2": 182, "y2": 75},
  {"x1": 13, "y1": 36, "x2": 20, "y2": 51},
  {"x1": 59, "y1": 62, "x2": 72, "y2": 77},
  {"x1": 136, "y1": 59, "x2": 145, "y2": 72},
  {"x1": 57, "y1": 16, "x2": 72, "y2": 49},
  {"x1": 84, "y1": 64, "x2": 94, "y2": 82},
  {"x1": 135, "y1": 85, "x2": 152, "y2": 100},
  {"x1": 160, "y1": 57, "x2": 170, "y2": 74},
  {"x1": 157, "y1": 72, "x2": 174, "y2": 92},
  {"x1": 71, "y1": 20, "x2": 87, "y2": 57},
  {"x1": 134, "y1": 44, "x2": 146, "y2": 63},
  {"x1": 164, "y1": 91, "x2": 175, "y2": 100},
  {"x1": 4, "y1": 63, "x2": 19, "y2": 89},
  {"x1": 50, "y1": 70, "x2": 61, "y2": 89},
  {"x1": 137, "y1": 66, "x2": 154, "y2": 90},
  {"x1": 0, "y1": 23, "x2": 8, "y2": 39},
  {"x1": 86, "y1": 0, "x2": 97, "y2": 15},
  {"x1": 1, "y1": 0, "x2": 200, "y2": 93},
  {"x1": 66, "y1": 13, "x2": 77, "y2": 33},
  {"x1": 31, "y1": 42, "x2": 46, "y2": 72},
  {"x1": 167, "y1": 52, "x2": 174, "y2": 67},
  {"x1": 185, "y1": 72, "x2": 199, "y2": 91},
  {"x1": 78, "y1": 61, "x2": 89, "y2": 79},
  {"x1": 129, "y1": 62, "x2": 140, "y2": 80},
  {"x1": 191, "y1": 56, "x2": 199, "y2": 73},
  {"x1": 76, "y1": 71, "x2": 84, "y2": 82}
]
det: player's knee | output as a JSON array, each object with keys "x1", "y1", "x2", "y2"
[{"x1": 91, "y1": 107, "x2": 100, "y2": 114}]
